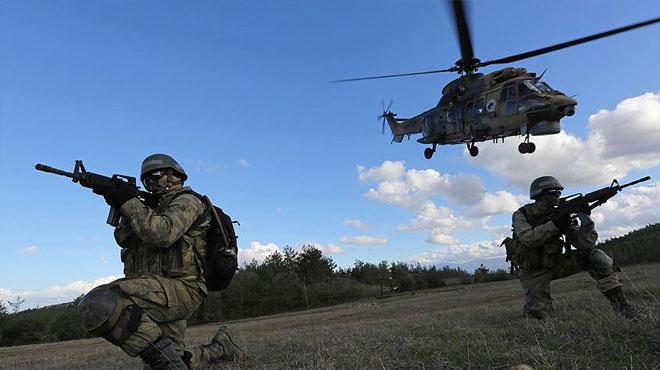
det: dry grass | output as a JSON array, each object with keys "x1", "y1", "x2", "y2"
[{"x1": 1, "y1": 263, "x2": 658, "y2": 370}]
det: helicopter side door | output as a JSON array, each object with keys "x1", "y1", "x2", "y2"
[
  {"x1": 444, "y1": 102, "x2": 464, "y2": 140},
  {"x1": 464, "y1": 97, "x2": 486, "y2": 138},
  {"x1": 498, "y1": 83, "x2": 518, "y2": 117}
]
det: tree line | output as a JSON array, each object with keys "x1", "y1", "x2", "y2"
[{"x1": 1, "y1": 223, "x2": 658, "y2": 347}]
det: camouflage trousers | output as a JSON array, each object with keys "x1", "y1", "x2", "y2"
[
  {"x1": 518, "y1": 251, "x2": 621, "y2": 317},
  {"x1": 100, "y1": 275, "x2": 205, "y2": 357}
]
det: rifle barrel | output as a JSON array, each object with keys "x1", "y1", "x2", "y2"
[
  {"x1": 35, "y1": 164, "x2": 76, "y2": 179},
  {"x1": 620, "y1": 176, "x2": 651, "y2": 189}
]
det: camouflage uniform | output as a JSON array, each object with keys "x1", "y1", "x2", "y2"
[
  {"x1": 108, "y1": 185, "x2": 210, "y2": 356},
  {"x1": 77, "y1": 153, "x2": 246, "y2": 369},
  {"x1": 78, "y1": 185, "x2": 209, "y2": 358},
  {"x1": 513, "y1": 202, "x2": 621, "y2": 318}
]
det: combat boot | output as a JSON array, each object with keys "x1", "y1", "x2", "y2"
[
  {"x1": 139, "y1": 335, "x2": 188, "y2": 370},
  {"x1": 523, "y1": 306, "x2": 547, "y2": 320},
  {"x1": 603, "y1": 286, "x2": 636, "y2": 319},
  {"x1": 183, "y1": 326, "x2": 246, "y2": 369}
]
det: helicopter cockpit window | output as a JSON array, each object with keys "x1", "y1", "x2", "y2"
[
  {"x1": 520, "y1": 80, "x2": 540, "y2": 96},
  {"x1": 534, "y1": 81, "x2": 554, "y2": 93}
]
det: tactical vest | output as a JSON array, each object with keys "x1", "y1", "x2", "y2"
[
  {"x1": 121, "y1": 187, "x2": 210, "y2": 280},
  {"x1": 516, "y1": 204, "x2": 565, "y2": 270}
]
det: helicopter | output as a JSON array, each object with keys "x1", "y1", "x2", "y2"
[{"x1": 334, "y1": 1, "x2": 660, "y2": 159}]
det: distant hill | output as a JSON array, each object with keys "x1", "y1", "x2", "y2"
[{"x1": 436, "y1": 256, "x2": 510, "y2": 273}]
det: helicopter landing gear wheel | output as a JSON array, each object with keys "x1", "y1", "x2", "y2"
[
  {"x1": 518, "y1": 135, "x2": 535, "y2": 154},
  {"x1": 527, "y1": 142, "x2": 536, "y2": 153},
  {"x1": 467, "y1": 142, "x2": 479, "y2": 157},
  {"x1": 424, "y1": 143, "x2": 437, "y2": 159}
]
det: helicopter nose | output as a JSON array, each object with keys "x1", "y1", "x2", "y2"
[{"x1": 555, "y1": 96, "x2": 577, "y2": 117}]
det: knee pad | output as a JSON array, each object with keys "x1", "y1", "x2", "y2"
[
  {"x1": 589, "y1": 249, "x2": 613, "y2": 269},
  {"x1": 77, "y1": 286, "x2": 122, "y2": 335},
  {"x1": 77, "y1": 286, "x2": 143, "y2": 345}
]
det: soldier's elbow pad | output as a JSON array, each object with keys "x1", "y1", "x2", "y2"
[{"x1": 589, "y1": 249, "x2": 613, "y2": 269}]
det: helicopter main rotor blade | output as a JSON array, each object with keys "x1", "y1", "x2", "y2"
[
  {"x1": 331, "y1": 67, "x2": 457, "y2": 83},
  {"x1": 450, "y1": 0, "x2": 475, "y2": 66},
  {"x1": 478, "y1": 17, "x2": 660, "y2": 68}
]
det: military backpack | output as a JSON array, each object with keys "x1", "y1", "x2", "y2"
[
  {"x1": 181, "y1": 191, "x2": 239, "y2": 291},
  {"x1": 501, "y1": 206, "x2": 532, "y2": 274}
]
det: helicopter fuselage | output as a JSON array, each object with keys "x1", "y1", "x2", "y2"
[{"x1": 385, "y1": 67, "x2": 577, "y2": 157}]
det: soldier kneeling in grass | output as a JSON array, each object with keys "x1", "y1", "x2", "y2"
[
  {"x1": 507, "y1": 176, "x2": 635, "y2": 320},
  {"x1": 77, "y1": 154, "x2": 245, "y2": 369}
]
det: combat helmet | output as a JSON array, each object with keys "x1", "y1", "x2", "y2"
[
  {"x1": 529, "y1": 176, "x2": 563, "y2": 199},
  {"x1": 141, "y1": 154, "x2": 188, "y2": 182}
]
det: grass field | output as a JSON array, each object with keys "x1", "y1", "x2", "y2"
[{"x1": 1, "y1": 263, "x2": 658, "y2": 370}]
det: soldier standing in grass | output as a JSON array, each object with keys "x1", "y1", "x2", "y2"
[
  {"x1": 511, "y1": 176, "x2": 634, "y2": 320},
  {"x1": 77, "y1": 154, "x2": 245, "y2": 369}
]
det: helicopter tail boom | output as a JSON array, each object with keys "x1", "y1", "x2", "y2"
[{"x1": 384, "y1": 113, "x2": 421, "y2": 143}]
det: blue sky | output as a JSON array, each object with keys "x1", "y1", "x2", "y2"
[{"x1": 1, "y1": 0, "x2": 659, "y2": 309}]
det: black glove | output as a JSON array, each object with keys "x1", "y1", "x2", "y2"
[
  {"x1": 578, "y1": 201, "x2": 592, "y2": 215},
  {"x1": 551, "y1": 211, "x2": 572, "y2": 229},
  {"x1": 94, "y1": 185, "x2": 138, "y2": 208}
]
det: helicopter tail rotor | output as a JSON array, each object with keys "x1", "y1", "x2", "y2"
[{"x1": 378, "y1": 98, "x2": 394, "y2": 134}]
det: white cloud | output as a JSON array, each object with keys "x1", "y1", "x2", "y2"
[
  {"x1": 237, "y1": 158, "x2": 250, "y2": 168},
  {"x1": 187, "y1": 160, "x2": 224, "y2": 173},
  {"x1": 591, "y1": 181, "x2": 660, "y2": 240},
  {"x1": 471, "y1": 92, "x2": 660, "y2": 188},
  {"x1": 425, "y1": 231, "x2": 460, "y2": 246},
  {"x1": 0, "y1": 275, "x2": 122, "y2": 310},
  {"x1": 396, "y1": 201, "x2": 472, "y2": 234},
  {"x1": 358, "y1": 161, "x2": 486, "y2": 210},
  {"x1": 239, "y1": 241, "x2": 281, "y2": 265},
  {"x1": 589, "y1": 92, "x2": 660, "y2": 158},
  {"x1": 469, "y1": 191, "x2": 527, "y2": 218},
  {"x1": 18, "y1": 246, "x2": 39, "y2": 255},
  {"x1": 100, "y1": 255, "x2": 109, "y2": 264},
  {"x1": 358, "y1": 161, "x2": 509, "y2": 247},
  {"x1": 357, "y1": 160, "x2": 405, "y2": 182},
  {"x1": 338, "y1": 235, "x2": 388, "y2": 245},
  {"x1": 343, "y1": 218, "x2": 369, "y2": 230},
  {"x1": 303, "y1": 241, "x2": 346, "y2": 255},
  {"x1": 411, "y1": 238, "x2": 506, "y2": 265}
]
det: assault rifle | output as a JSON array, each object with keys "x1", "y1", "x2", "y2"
[
  {"x1": 35, "y1": 160, "x2": 155, "y2": 227},
  {"x1": 539, "y1": 176, "x2": 651, "y2": 224}
]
